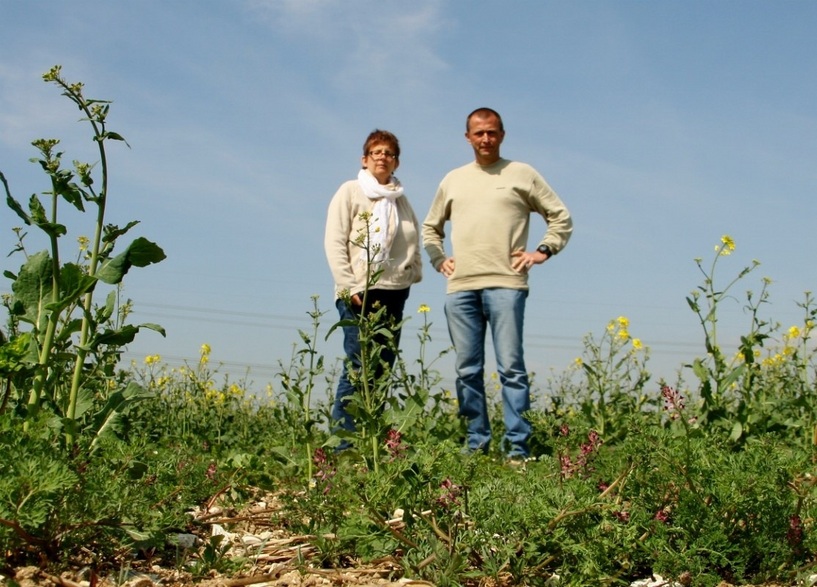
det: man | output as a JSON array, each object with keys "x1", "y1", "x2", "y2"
[{"x1": 422, "y1": 107, "x2": 573, "y2": 460}]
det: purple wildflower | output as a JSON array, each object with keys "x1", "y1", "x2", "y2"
[
  {"x1": 313, "y1": 448, "x2": 336, "y2": 495},
  {"x1": 436, "y1": 478, "x2": 462, "y2": 509},
  {"x1": 384, "y1": 428, "x2": 408, "y2": 460},
  {"x1": 560, "y1": 430, "x2": 603, "y2": 479},
  {"x1": 787, "y1": 514, "x2": 804, "y2": 550},
  {"x1": 661, "y1": 385, "x2": 685, "y2": 420},
  {"x1": 654, "y1": 508, "x2": 670, "y2": 524},
  {"x1": 612, "y1": 510, "x2": 630, "y2": 523}
]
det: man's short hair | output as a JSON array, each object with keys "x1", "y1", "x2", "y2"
[
  {"x1": 466, "y1": 107, "x2": 504, "y2": 132},
  {"x1": 362, "y1": 129, "x2": 401, "y2": 159}
]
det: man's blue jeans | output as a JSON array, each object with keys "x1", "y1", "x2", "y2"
[{"x1": 444, "y1": 288, "x2": 531, "y2": 457}]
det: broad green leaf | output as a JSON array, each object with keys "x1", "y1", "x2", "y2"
[
  {"x1": 729, "y1": 421, "x2": 744, "y2": 442},
  {"x1": 96, "y1": 237, "x2": 166, "y2": 284},
  {"x1": 690, "y1": 358, "x2": 709, "y2": 382},
  {"x1": 90, "y1": 381, "x2": 154, "y2": 450},
  {"x1": 721, "y1": 364, "x2": 745, "y2": 389},
  {"x1": 42, "y1": 263, "x2": 97, "y2": 314},
  {"x1": 95, "y1": 289, "x2": 117, "y2": 323},
  {"x1": 87, "y1": 322, "x2": 166, "y2": 350},
  {"x1": 11, "y1": 250, "x2": 53, "y2": 323},
  {"x1": 54, "y1": 318, "x2": 82, "y2": 344},
  {"x1": 71, "y1": 387, "x2": 95, "y2": 419}
]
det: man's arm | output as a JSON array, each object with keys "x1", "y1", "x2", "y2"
[
  {"x1": 530, "y1": 173, "x2": 573, "y2": 255},
  {"x1": 422, "y1": 186, "x2": 450, "y2": 271}
]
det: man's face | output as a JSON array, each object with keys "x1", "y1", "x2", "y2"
[{"x1": 465, "y1": 114, "x2": 505, "y2": 165}]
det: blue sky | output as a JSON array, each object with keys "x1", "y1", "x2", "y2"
[{"x1": 1, "y1": 1, "x2": 815, "y2": 396}]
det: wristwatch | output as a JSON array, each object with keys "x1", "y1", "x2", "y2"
[{"x1": 536, "y1": 244, "x2": 552, "y2": 258}]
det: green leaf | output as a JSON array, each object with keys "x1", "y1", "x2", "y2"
[
  {"x1": 90, "y1": 381, "x2": 154, "y2": 450},
  {"x1": 96, "y1": 289, "x2": 117, "y2": 323},
  {"x1": 11, "y1": 250, "x2": 53, "y2": 325},
  {"x1": 96, "y1": 237, "x2": 166, "y2": 284},
  {"x1": 103, "y1": 220, "x2": 140, "y2": 243},
  {"x1": 103, "y1": 131, "x2": 128, "y2": 143},
  {"x1": 720, "y1": 364, "x2": 745, "y2": 390},
  {"x1": 0, "y1": 332, "x2": 36, "y2": 374},
  {"x1": 43, "y1": 263, "x2": 97, "y2": 314},
  {"x1": 53, "y1": 169, "x2": 86, "y2": 211},
  {"x1": 69, "y1": 387, "x2": 96, "y2": 420},
  {"x1": 87, "y1": 322, "x2": 165, "y2": 350},
  {"x1": 5, "y1": 193, "x2": 33, "y2": 226},
  {"x1": 729, "y1": 421, "x2": 744, "y2": 442}
]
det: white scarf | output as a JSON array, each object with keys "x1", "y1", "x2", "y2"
[{"x1": 357, "y1": 169, "x2": 404, "y2": 264}]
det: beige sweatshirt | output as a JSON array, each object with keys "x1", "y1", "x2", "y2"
[
  {"x1": 325, "y1": 179, "x2": 423, "y2": 298},
  {"x1": 422, "y1": 159, "x2": 573, "y2": 293}
]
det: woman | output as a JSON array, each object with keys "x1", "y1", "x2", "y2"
[{"x1": 324, "y1": 129, "x2": 422, "y2": 445}]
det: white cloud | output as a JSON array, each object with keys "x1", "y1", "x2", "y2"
[{"x1": 245, "y1": 0, "x2": 450, "y2": 95}]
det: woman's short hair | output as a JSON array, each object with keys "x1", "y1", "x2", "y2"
[{"x1": 363, "y1": 129, "x2": 400, "y2": 159}]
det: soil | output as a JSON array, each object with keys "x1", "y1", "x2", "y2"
[{"x1": 1, "y1": 491, "x2": 801, "y2": 587}]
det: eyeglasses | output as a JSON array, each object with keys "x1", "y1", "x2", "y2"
[{"x1": 367, "y1": 149, "x2": 396, "y2": 160}]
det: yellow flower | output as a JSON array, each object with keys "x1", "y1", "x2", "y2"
[
  {"x1": 787, "y1": 325, "x2": 801, "y2": 339},
  {"x1": 617, "y1": 316, "x2": 629, "y2": 329},
  {"x1": 144, "y1": 354, "x2": 161, "y2": 365},
  {"x1": 574, "y1": 357, "x2": 583, "y2": 367},
  {"x1": 201, "y1": 343, "x2": 211, "y2": 355},
  {"x1": 77, "y1": 235, "x2": 90, "y2": 251},
  {"x1": 632, "y1": 338, "x2": 643, "y2": 350},
  {"x1": 719, "y1": 235, "x2": 736, "y2": 256},
  {"x1": 617, "y1": 329, "x2": 630, "y2": 341},
  {"x1": 418, "y1": 304, "x2": 430, "y2": 313}
]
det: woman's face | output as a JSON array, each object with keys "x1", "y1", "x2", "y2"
[{"x1": 361, "y1": 142, "x2": 399, "y2": 184}]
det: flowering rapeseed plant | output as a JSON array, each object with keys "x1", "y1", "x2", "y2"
[{"x1": 718, "y1": 234, "x2": 736, "y2": 255}]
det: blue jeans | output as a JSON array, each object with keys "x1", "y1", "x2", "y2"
[
  {"x1": 444, "y1": 288, "x2": 530, "y2": 457},
  {"x1": 332, "y1": 288, "x2": 409, "y2": 441}
]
